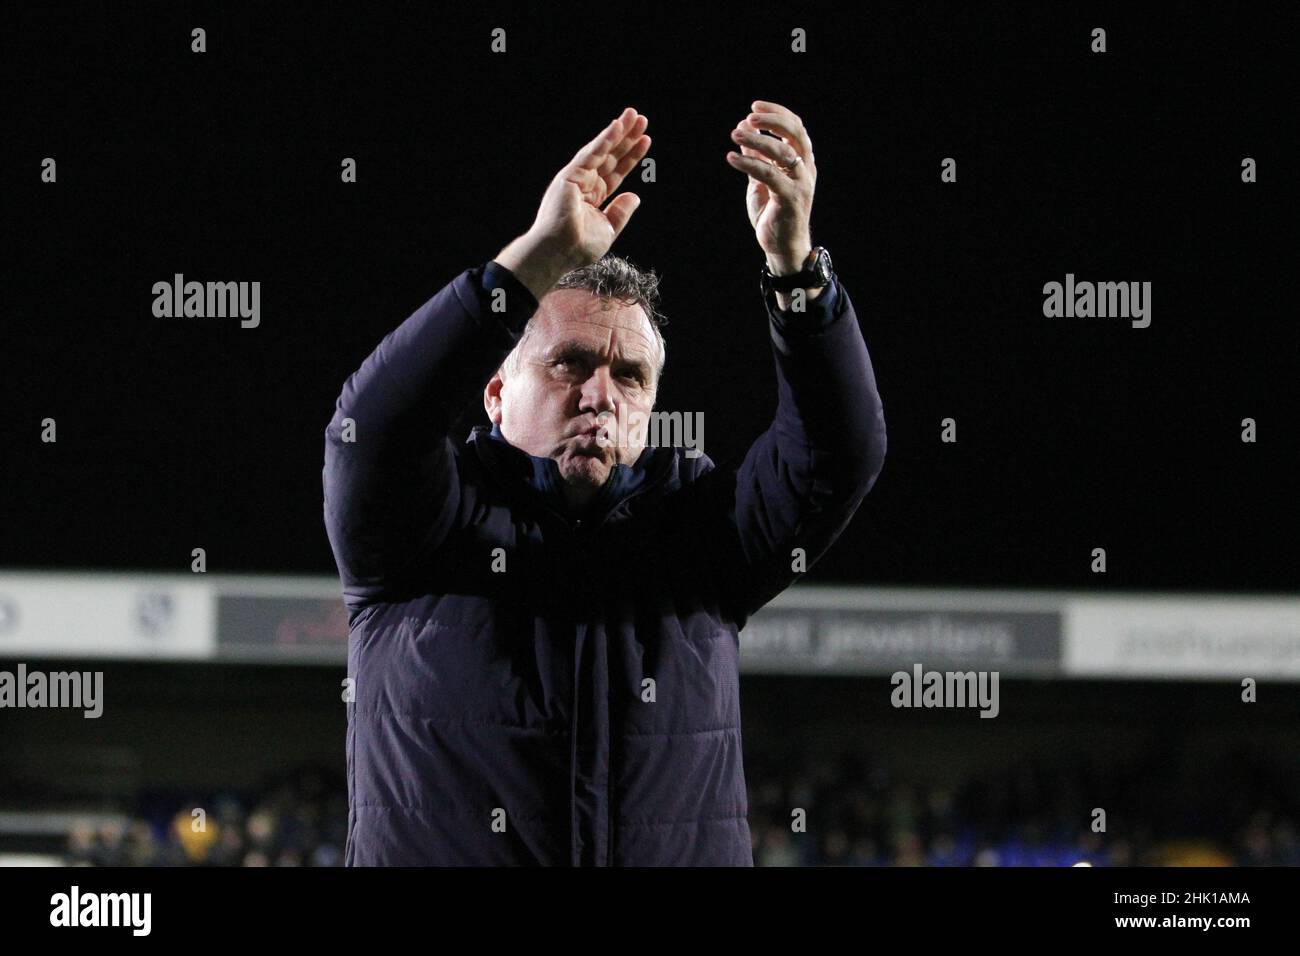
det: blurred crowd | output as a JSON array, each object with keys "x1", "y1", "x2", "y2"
[
  {"x1": 64, "y1": 767, "x2": 346, "y2": 867},
  {"x1": 61, "y1": 754, "x2": 1297, "y2": 867},
  {"x1": 747, "y1": 752, "x2": 1300, "y2": 867}
]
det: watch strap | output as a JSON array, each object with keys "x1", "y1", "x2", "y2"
[{"x1": 761, "y1": 246, "x2": 833, "y2": 296}]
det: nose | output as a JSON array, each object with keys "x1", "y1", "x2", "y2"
[{"x1": 578, "y1": 365, "x2": 617, "y2": 417}]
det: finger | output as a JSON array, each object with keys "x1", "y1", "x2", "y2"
[
  {"x1": 603, "y1": 114, "x2": 649, "y2": 171},
  {"x1": 571, "y1": 108, "x2": 638, "y2": 171},
  {"x1": 598, "y1": 115, "x2": 649, "y2": 179},
  {"x1": 734, "y1": 120, "x2": 781, "y2": 167},
  {"x1": 725, "y1": 151, "x2": 796, "y2": 197},
  {"x1": 735, "y1": 129, "x2": 809, "y2": 187},
  {"x1": 604, "y1": 134, "x2": 651, "y2": 195},
  {"x1": 728, "y1": 135, "x2": 778, "y2": 174},
  {"x1": 750, "y1": 100, "x2": 806, "y2": 135},
  {"x1": 736, "y1": 135, "x2": 780, "y2": 179},
  {"x1": 746, "y1": 111, "x2": 813, "y2": 160},
  {"x1": 591, "y1": 119, "x2": 648, "y2": 203},
  {"x1": 603, "y1": 191, "x2": 642, "y2": 239},
  {"x1": 731, "y1": 126, "x2": 801, "y2": 169}
]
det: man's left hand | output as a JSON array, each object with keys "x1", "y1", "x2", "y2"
[{"x1": 726, "y1": 100, "x2": 818, "y2": 279}]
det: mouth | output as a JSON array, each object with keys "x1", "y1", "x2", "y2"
[
  {"x1": 567, "y1": 416, "x2": 619, "y2": 457},
  {"x1": 571, "y1": 430, "x2": 612, "y2": 458},
  {"x1": 579, "y1": 419, "x2": 615, "y2": 442}
]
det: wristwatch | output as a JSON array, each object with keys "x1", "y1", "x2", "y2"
[{"x1": 760, "y1": 245, "x2": 834, "y2": 298}]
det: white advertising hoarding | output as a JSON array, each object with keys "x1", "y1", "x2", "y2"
[
  {"x1": 0, "y1": 573, "x2": 215, "y2": 659},
  {"x1": 1064, "y1": 596, "x2": 1300, "y2": 679}
]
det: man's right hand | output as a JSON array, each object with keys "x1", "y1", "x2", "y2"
[{"x1": 496, "y1": 107, "x2": 650, "y2": 302}]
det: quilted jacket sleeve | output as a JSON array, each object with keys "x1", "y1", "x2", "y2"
[
  {"x1": 703, "y1": 274, "x2": 887, "y2": 621},
  {"x1": 322, "y1": 262, "x2": 538, "y2": 612}
]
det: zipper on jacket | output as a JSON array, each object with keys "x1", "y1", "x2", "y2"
[
  {"x1": 473, "y1": 429, "x2": 675, "y2": 539},
  {"x1": 589, "y1": 452, "x2": 675, "y2": 532}
]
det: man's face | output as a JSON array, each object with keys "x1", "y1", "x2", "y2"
[{"x1": 486, "y1": 289, "x2": 659, "y2": 495}]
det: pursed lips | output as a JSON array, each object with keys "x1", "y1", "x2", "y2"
[{"x1": 568, "y1": 425, "x2": 610, "y2": 457}]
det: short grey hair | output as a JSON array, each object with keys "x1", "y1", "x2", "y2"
[{"x1": 503, "y1": 254, "x2": 668, "y2": 384}]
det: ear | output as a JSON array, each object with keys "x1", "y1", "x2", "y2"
[{"x1": 483, "y1": 369, "x2": 505, "y2": 424}]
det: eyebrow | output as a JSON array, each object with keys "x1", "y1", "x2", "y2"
[{"x1": 546, "y1": 340, "x2": 652, "y2": 378}]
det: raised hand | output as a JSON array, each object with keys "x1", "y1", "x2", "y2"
[
  {"x1": 726, "y1": 100, "x2": 817, "y2": 276},
  {"x1": 497, "y1": 108, "x2": 651, "y2": 301},
  {"x1": 539, "y1": 107, "x2": 651, "y2": 262}
]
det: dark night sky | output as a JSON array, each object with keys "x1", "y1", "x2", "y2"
[{"x1": 6, "y1": 3, "x2": 1295, "y2": 592}]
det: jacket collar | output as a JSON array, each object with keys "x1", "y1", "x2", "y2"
[{"x1": 470, "y1": 423, "x2": 674, "y2": 523}]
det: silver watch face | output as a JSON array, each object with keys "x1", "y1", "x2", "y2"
[{"x1": 813, "y1": 247, "x2": 833, "y2": 284}]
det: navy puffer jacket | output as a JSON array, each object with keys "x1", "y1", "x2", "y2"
[{"x1": 323, "y1": 260, "x2": 886, "y2": 865}]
